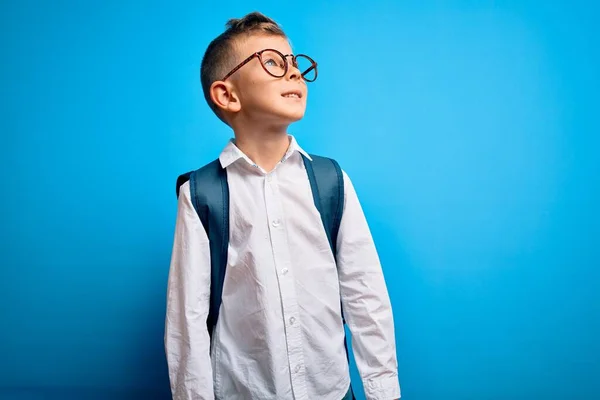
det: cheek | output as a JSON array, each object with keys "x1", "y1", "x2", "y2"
[{"x1": 241, "y1": 88, "x2": 281, "y2": 111}]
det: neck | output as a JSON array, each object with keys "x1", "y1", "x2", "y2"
[{"x1": 231, "y1": 122, "x2": 292, "y2": 173}]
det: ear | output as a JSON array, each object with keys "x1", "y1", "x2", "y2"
[{"x1": 210, "y1": 81, "x2": 241, "y2": 114}]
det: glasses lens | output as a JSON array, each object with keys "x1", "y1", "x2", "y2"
[
  {"x1": 261, "y1": 50, "x2": 286, "y2": 78},
  {"x1": 295, "y1": 55, "x2": 317, "y2": 82}
]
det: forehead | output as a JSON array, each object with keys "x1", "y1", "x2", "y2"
[{"x1": 235, "y1": 34, "x2": 292, "y2": 58}]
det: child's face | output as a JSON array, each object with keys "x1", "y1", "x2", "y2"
[{"x1": 229, "y1": 34, "x2": 307, "y2": 125}]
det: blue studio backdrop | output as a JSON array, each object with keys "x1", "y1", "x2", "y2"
[{"x1": 1, "y1": 1, "x2": 599, "y2": 399}]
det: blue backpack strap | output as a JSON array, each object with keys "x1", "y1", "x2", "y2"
[
  {"x1": 302, "y1": 154, "x2": 352, "y2": 373},
  {"x1": 175, "y1": 159, "x2": 229, "y2": 338},
  {"x1": 301, "y1": 154, "x2": 344, "y2": 259}
]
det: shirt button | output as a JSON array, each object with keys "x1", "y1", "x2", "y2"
[
  {"x1": 272, "y1": 219, "x2": 280, "y2": 227},
  {"x1": 281, "y1": 268, "x2": 288, "y2": 275},
  {"x1": 294, "y1": 364, "x2": 301, "y2": 373},
  {"x1": 267, "y1": 175, "x2": 273, "y2": 182},
  {"x1": 289, "y1": 317, "x2": 296, "y2": 325}
]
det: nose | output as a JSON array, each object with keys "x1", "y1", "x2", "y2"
[{"x1": 284, "y1": 55, "x2": 301, "y2": 81}]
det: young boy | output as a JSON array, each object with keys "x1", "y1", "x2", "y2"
[{"x1": 165, "y1": 12, "x2": 400, "y2": 400}]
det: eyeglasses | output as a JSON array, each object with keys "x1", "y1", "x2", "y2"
[{"x1": 222, "y1": 48, "x2": 318, "y2": 82}]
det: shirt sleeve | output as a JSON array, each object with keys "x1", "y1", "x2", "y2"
[
  {"x1": 164, "y1": 181, "x2": 214, "y2": 400},
  {"x1": 336, "y1": 171, "x2": 401, "y2": 400}
]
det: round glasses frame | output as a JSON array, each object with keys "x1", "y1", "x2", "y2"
[{"x1": 221, "y1": 48, "x2": 318, "y2": 82}]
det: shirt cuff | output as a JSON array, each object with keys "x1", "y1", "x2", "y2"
[{"x1": 363, "y1": 375, "x2": 401, "y2": 400}]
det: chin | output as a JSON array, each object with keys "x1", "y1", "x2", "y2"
[
  {"x1": 277, "y1": 106, "x2": 306, "y2": 123},
  {"x1": 286, "y1": 111, "x2": 305, "y2": 122},
  {"x1": 262, "y1": 102, "x2": 306, "y2": 125}
]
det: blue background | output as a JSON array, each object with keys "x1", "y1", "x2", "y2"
[{"x1": 1, "y1": 1, "x2": 599, "y2": 399}]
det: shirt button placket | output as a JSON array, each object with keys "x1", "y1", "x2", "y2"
[{"x1": 264, "y1": 172, "x2": 307, "y2": 398}]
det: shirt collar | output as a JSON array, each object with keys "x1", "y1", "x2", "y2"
[{"x1": 218, "y1": 134, "x2": 312, "y2": 169}]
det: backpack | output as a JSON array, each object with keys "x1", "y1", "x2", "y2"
[
  {"x1": 176, "y1": 153, "x2": 355, "y2": 398},
  {"x1": 175, "y1": 153, "x2": 345, "y2": 338}
]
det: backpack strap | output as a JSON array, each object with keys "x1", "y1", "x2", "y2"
[
  {"x1": 176, "y1": 159, "x2": 229, "y2": 338},
  {"x1": 301, "y1": 154, "x2": 344, "y2": 258},
  {"x1": 302, "y1": 154, "x2": 351, "y2": 369}
]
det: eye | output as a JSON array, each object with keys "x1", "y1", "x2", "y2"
[{"x1": 264, "y1": 58, "x2": 278, "y2": 67}]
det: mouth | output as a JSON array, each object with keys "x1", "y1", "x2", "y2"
[{"x1": 281, "y1": 90, "x2": 303, "y2": 99}]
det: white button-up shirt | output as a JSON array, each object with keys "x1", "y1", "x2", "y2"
[{"x1": 165, "y1": 136, "x2": 400, "y2": 400}]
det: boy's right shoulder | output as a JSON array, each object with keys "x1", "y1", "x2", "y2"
[{"x1": 175, "y1": 158, "x2": 224, "y2": 198}]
